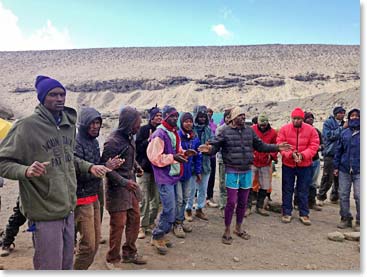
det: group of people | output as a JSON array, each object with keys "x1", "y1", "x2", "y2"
[{"x1": 0, "y1": 75, "x2": 360, "y2": 270}]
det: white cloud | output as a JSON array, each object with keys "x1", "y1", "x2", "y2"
[
  {"x1": 0, "y1": 2, "x2": 73, "y2": 51},
  {"x1": 212, "y1": 24, "x2": 232, "y2": 38}
]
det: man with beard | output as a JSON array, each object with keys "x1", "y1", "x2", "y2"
[
  {"x1": 277, "y1": 107, "x2": 320, "y2": 226},
  {"x1": 147, "y1": 105, "x2": 188, "y2": 255},
  {"x1": 334, "y1": 109, "x2": 360, "y2": 231},
  {"x1": 0, "y1": 75, "x2": 111, "y2": 269},
  {"x1": 73, "y1": 107, "x2": 123, "y2": 269},
  {"x1": 136, "y1": 105, "x2": 162, "y2": 239}
]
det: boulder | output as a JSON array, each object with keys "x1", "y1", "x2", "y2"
[
  {"x1": 327, "y1": 231, "x2": 345, "y2": 242},
  {"x1": 343, "y1": 232, "x2": 360, "y2": 241},
  {"x1": 0, "y1": 104, "x2": 14, "y2": 120}
]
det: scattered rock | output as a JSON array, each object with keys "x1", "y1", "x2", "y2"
[
  {"x1": 13, "y1": 87, "x2": 34, "y2": 93},
  {"x1": 233, "y1": 257, "x2": 240, "y2": 262},
  {"x1": 291, "y1": 72, "x2": 330, "y2": 82},
  {"x1": 0, "y1": 104, "x2": 14, "y2": 119},
  {"x1": 328, "y1": 231, "x2": 345, "y2": 242},
  {"x1": 305, "y1": 264, "x2": 317, "y2": 270},
  {"x1": 343, "y1": 232, "x2": 360, "y2": 241}
]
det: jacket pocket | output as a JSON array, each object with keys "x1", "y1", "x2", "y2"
[{"x1": 45, "y1": 176, "x2": 68, "y2": 204}]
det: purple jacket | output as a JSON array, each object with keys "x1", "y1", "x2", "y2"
[{"x1": 147, "y1": 126, "x2": 183, "y2": 185}]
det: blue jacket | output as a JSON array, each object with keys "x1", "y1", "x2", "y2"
[
  {"x1": 334, "y1": 110, "x2": 360, "y2": 174},
  {"x1": 322, "y1": 115, "x2": 345, "y2": 157},
  {"x1": 178, "y1": 129, "x2": 202, "y2": 182}
]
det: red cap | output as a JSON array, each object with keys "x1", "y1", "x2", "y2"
[{"x1": 291, "y1": 107, "x2": 304, "y2": 119}]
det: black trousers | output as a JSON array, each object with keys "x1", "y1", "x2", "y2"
[{"x1": 206, "y1": 156, "x2": 216, "y2": 199}]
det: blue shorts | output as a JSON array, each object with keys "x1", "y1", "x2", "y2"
[{"x1": 225, "y1": 171, "x2": 252, "y2": 189}]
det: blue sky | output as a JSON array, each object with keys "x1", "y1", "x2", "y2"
[{"x1": 0, "y1": 0, "x2": 360, "y2": 51}]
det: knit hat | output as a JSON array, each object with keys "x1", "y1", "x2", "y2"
[
  {"x1": 162, "y1": 105, "x2": 178, "y2": 120},
  {"x1": 333, "y1": 106, "x2": 346, "y2": 116},
  {"x1": 258, "y1": 113, "x2": 269, "y2": 124},
  {"x1": 148, "y1": 105, "x2": 161, "y2": 121},
  {"x1": 35, "y1": 75, "x2": 65, "y2": 104},
  {"x1": 304, "y1": 111, "x2": 314, "y2": 120},
  {"x1": 291, "y1": 107, "x2": 304, "y2": 119},
  {"x1": 229, "y1": 107, "x2": 245, "y2": 122}
]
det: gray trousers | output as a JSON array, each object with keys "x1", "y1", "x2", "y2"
[
  {"x1": 137, "y1": 172, "x2": 160, "y2": 229},
  {"x1": 31, "y1": 212, "x2": 74, "y2": 270}
]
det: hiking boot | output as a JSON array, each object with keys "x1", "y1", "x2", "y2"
[
  {"x1": 256, "y1": 207, "x2": 269, "y2": 216},
  {"x1": 122, "y1": 253, "x2": 147, "y2": 265},
  {"x1": 173, "y1": 224, "x2": 186, "y2": 238},
  {"x1": 185, "y1": 210, "x2": 193, "y2": 222},
  {"x1": 206, "y1": 199, "x2": 219, "y2": 208},
  {"x1": 337, "y1": 218, "x2": 353, "y2": 229},
  {"x1": 150, "y1": 238, "x2": 168, "y2": 255},
  {"x1": 281, "y1": 215, "x2": 292, "y2": 223},
  {"x1": 182, "y1": 222, "x2": 193, "y2": 233},
  {"x1": 138, "y1": 228, "x2": 146, "y2": 239},
  {"x1": 244, "y1": 207, "x2": 252, "y2": 217},
  {"x1": 195, "y1": 209, "x2": 208, "y2": 221},
  {"x1": 299, "y1": 216, "x2": 312, "y2": 226},
  {"x1": 0, "y1": 243, "x2": 14, "y2": 257}
]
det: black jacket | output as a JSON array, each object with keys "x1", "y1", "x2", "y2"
[
  {"x1": 135, "y1": 123, "x2": 157, "y2": 173},
  {"x1": 74, "y1": 107, "x2": 102, "y2": 199},
  {"x1": 209, "y1": 124, "x2": 278, "y2": 172}
]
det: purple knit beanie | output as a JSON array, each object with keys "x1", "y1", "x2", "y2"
[{"x1": 35, "y1": 75, "x2": 66, "y2": 104}]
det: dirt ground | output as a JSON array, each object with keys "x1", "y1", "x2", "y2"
[{"x1": 0, "y1": 163, "x2": 360, "y2": 271}]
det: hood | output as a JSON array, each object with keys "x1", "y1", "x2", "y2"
[
  {"x1": 77, "y1": 107, "x2": 102, "y2": 138},
  {"x1": 193, "y1": 105, "x2": 209, "y2": 126},
  {"x1": 347, "y1": 108, "x2": 360, "y2": 120},
  {"x1": 117, "y1": 106, "x2": 141, "y2": 137}
]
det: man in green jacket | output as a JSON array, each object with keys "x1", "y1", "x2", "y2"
[{"x1": 0, "y1": 75, "x2": 110, "y2": 270}]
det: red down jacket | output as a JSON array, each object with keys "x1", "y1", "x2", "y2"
[
  {"x1": 252, "y1": 124, "x2": 278, "y2": 167},
  {"x1": 277, "y1": 122, "x2": 319, "y2": 168}
]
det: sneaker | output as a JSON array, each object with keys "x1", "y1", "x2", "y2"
[
  {"x1": 299, "y1": 216, "x2": 312, "y2": 226},
  {"x1": 207, "y1": 199, "x2": 219, "y2": 208},
  {"x1": 173, "y1": 224, "x2": 186, "y2": 238},
  {"x1": 337, "y1": 218, "x2": 353, "y2": 229},
  {"x1": 185, "y1": 210, "x2": 193, "y2": 222},
  {"x1": 122, "y1": 253, "x2": 147, "y2": 265},
  {"x1": 256, "y1": 207, "x2": 270, "y2": 216},
  {"x1": 281, "y1": 215, "x2": 292, "y2": 223},
  {"x1": 138, "y1": 228, "x2": 146, "y2": 239},
  {"x1": 244, "y1": 207, "x2": 252, "y2": 217},
  {"x1": 195, "y1": 209, "x2": 208, "y2": 221},
  {"x1": 150, "y1": 238, "x2": 168, "y2": 255},
  {"x1": 182, "y1": 222, "x2": 193, "y2": 233},
  {"x1": 0, "y1": 243, "x2": 14, "y2": 257},
  {"x1": 316, "y1": 199, "x2": 324, "y2": 206}
]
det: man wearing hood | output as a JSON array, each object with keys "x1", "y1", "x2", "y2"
[
  {"x1": 248, "y1": 113, "x2": 278, "y2": 216},
  {"x1": 101, "y1": 106, "x2": 147, "y2": 267},
  {"x1": 188, "y1": 105, "x2": 213, "y2": 221},
  {"x1": 317, "y1": 106, "x2": 346, "y2": 205},
  {"x1": 277, "y1": 107, "x2": 320, "y2": 226},
  {"x1": 0, "y1": 75, "x2": 111, "y2": 270},
  {"x1": 73, "y1": 107, "x2": 123, "y2": 269},
  {"x1": 147, "y1": 105, "x2": 188, "y2": 255},
  {"x1": 334, "y1": 109, "x2": 360, "y2": 230},
  {"x1": 135, "y1": 106, "x2": 162, "y2": 239}
]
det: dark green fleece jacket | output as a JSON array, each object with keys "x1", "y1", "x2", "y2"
[{"x1": 0, "y1": 104, "x2": 92, "y2": 221}]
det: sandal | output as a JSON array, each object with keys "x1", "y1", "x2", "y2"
[
  {"x1": 233, "y1": 230, "x2": 251, "y2": 240},
  {"x1": 222, "y1": 235, "x2": 233, "y2": 245}
]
